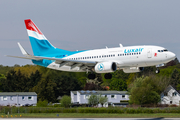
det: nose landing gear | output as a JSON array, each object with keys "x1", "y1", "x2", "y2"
[{"x1": 155, "y1": 68, "x2": 160, "y2": 74}]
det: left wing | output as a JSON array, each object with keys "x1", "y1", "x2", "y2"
[{"x1": 6, "y1": 43, "x2": 96, "y2": 69}]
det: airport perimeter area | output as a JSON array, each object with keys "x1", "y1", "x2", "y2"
[
  {"x1": 1, "y1": 107, "x2": 180, "y2": 118},
  {"x1": 1, "y1": 113, "x2": 180, "y2": 118}
]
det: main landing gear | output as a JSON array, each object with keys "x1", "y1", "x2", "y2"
[
  {"x1": 88, "y1": 73, "x2": 96, "y2": 79},
  {"x1": 88, "y1": 73, "x2": 112, "y2": 79},
  {"x1": 104, "y1": 73, "x2": 112, "y2": 79}
]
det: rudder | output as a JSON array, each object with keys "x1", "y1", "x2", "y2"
[{"x1": 24, "y1": 19, "x2": 57, "y2": 56}]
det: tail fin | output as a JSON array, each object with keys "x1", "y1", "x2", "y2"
[{"x1": 24, "y1": 19, "x2": 66, "y2": 56}]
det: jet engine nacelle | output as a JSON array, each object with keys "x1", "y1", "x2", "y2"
[
  {"x1": 95, "y1": 62, "x2": 117, "y2": 73},
  {"x1": 123, "y1": 67, "x2": 144, "y2": 73}
]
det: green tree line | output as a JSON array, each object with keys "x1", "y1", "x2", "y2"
[{"x1": 0, "y1": 58, "x2": 180, "y2": 105}]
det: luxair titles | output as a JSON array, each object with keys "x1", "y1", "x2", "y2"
[{"x1": 124, "y1": 48, "x2": 144, "y2": 53}]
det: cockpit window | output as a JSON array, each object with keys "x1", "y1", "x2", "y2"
[
  {"x1": 158, "y1": 49, "x2": 168, "y2": 52},
  {"x1": 163, "y1": 49, "x2": 168, "y2": 52}
]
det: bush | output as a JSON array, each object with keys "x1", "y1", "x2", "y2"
[
  {"x1": 53, "y1": 104, "x2": 61, "y2": 107},
  {"x1": 169, "y1": 104, "x2": 178, "y2": 107},
  {"x1": 60, "y1": 95, "x2": 71, "y2": 108},
  {"x1": 36, "y1": 100, "x2": 48, "y2": 107}
]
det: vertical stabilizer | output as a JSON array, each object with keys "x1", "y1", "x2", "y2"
[{"x1": 24, "y1": 19, "x2": 60, "y2": 56}]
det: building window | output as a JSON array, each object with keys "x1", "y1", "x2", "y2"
[
  {"x1": 164, "y1": 92, "x2": 167, "y2": 96},
  {"x1": 28, "y1": 96, "x2": 32, "y2": 100},
  {"x1": 122, "y1": 95, "x2": 125, "y2": 98},
  {"x1": 3, "y1": 96, "x2": 7, "y2": 101},
  {"x1": 85, "y1": 95, "x2": 90, "y2": 99},
  {"x1": 111, "y1": 95, "x2": 115, "y2": 98},
  {"x1": 10, "y1": 96, "x2": 13, "y2": 101},
  {"x1": 22, "y1": 96, "x2": 25, "y2": 100},
  {"x1": 172, "y1": 92, "x2": 177, "y2": 96},
  {"x1": 170, "y1": 101, "x2": 172, "y2": 104}
]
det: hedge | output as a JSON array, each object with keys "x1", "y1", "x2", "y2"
[{"x1": 1, "y1": 107, "x2": 180, "y2": 114}]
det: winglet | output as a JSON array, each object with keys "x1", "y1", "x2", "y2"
[{"x1": 17, "y1": 42, "x2": 29, "y2": 56}]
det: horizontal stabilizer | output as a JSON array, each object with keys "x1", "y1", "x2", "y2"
[
  {"x1": 6, "y1": 55, "x2": 42, "y2": 60},
  {"x1": 17, "y1": 42, "x2": 29, "y2": 56}
]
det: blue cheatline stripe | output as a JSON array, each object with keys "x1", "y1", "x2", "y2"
[
  {"x1": 29, "y1": 36, "x2": 85, "y2": 57},
  {"x1": 32, "y1": 59, "x2": 52, "y2": 67},
  {"x1": 29, "y1": 37, "x2": 87, "y2": 67}
]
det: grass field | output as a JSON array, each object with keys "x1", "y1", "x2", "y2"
[{"x1": 1, "y1": 113, "x2": 180, "y2": 118}]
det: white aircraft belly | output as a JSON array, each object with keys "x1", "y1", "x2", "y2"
[{"x1": 47, "y1": 62, "x2": 85, "y2": 72}]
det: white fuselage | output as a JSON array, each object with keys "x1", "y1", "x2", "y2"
[{"x1": 47, "y1": 45, "x2": 176, "y2": 72}]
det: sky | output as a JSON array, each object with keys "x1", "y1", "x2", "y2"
[{"x1": 1, "y1": 0, "x2": 180, "y2": 66}]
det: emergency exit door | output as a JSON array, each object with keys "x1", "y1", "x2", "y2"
[{"x1": 147, "y1": 49, "x2": 152, "y2": 58}]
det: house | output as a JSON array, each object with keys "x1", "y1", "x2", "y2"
[
  {"x1": 160, "y1": 85, "x2": 180, "y2": 106},
  {"x1": 0, "y1": 92, "x2": 37, "y2": 106},
  {"x1": 71, "y1": 90, "x2": 129, "y2": 107}
]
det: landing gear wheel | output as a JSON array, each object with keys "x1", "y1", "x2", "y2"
[
  {"x1": 104, "y1": 73, "x2": 112, "y2": 79},
  {"x1": 88, "y1": 73, "x2": 96, "y2": 79},
  {"x1": 155, "y1": 69, "x2": 160, "y2": 74}
]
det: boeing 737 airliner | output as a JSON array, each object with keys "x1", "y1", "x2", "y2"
[{"x1": 7, "y1": 19, "x2": 176, "y2": 79}]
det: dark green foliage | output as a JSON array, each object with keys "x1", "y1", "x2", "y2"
[
  {"x1": 170, "y1": 69, "x2": 180, "y2": 88},
  {"x1": 110, "y1": 78, "x2": 127, "y2": 91},
  {"x1": 128, "y1": 76, "x2": 161, "y2": 105},
  {"x1": 0, "y1": 65, "x2": 13, "y2": 75},
  {"x1": 1, "y1": 62, "x2": 180, "y2": 104},
  {"x1": 31, "y1": 77, "x2": 57, "y2": 102}
]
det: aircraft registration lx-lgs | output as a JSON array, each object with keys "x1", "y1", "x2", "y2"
[{"x1": 7, "y1": 19, "x2": 176, "y2": 79}]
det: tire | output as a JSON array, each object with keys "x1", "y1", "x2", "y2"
[
  {"x1": 88, "y1": 74, "x2": 96, "y2": 79},
  {"x1": 104, "y1": 73, "x2": 112, "y2": 79}
]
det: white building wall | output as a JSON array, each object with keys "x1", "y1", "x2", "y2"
[
  {"x1": 0, "y1": 95, "x2": 37, "y2": 106},
  {"x1": 77, "y1": 91, "x2": 81, "y2": 103},
  {"x1": 70, "y1": 92, "x2": 77, "y2": 103},
  {"x1": 160, "y1": 86, "x2": 180, "y2": 106}
]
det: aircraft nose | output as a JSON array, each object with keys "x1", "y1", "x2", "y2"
[{"x1": 169, "y1": 52, "x2": 176, "y2": 60}]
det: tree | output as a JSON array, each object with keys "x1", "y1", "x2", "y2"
[
  {"x1": 1, "y1": 69, "x2": 28, "y2": 92},
  {"x1": 83, "y1": 82, "x2": 101, "y2": 90},
  {"x1": 129, "y1": 76, "x2": 161, "y2": 106},
  {"x1": 170, "y1": 69, "x2": 180, "y2": 88},
  {"x1": 36, "y1": 100, "x2": 48, "y2": 107},
  {"x1": 14, "y1": 65, "x2": 40, "y2": 77},
  {"x1": 60, "y1": 95, "x2": 71, "y2": 108},
  {"x1": 0, "y1": 74, "x2": 5, "y2": 79},
  {"x1": 99, "y1": 95, "x2": 108, "y2": 107},
  {"x1": 110, "y1": 78, "x2": 127, "y2": 91},
  {"x1": 31, "y1": 77, "x2": 57, "y2": 102},
  {"x1": 88, "y1": 94, "x2": 99, "y2": 106},
  {"x1": 28, "y1": 70, "x2": 42, "y2": 89}
]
